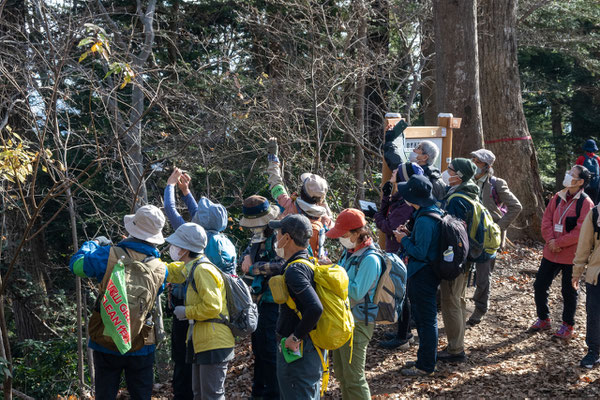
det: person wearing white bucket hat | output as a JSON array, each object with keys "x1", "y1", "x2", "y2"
[
  {"x1": 69, "y1": 204, "x2": 168, "y2": 399},
  {"x1": 266, "y1": 137, "x2": 333, "y2": 261},
  {"x1": 165, "y1": 223, "x2": 235, "y2": 400}
]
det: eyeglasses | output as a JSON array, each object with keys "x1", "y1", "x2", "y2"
[{"x1": 448, "y1": 166, "x2": 455, "y2": 172}]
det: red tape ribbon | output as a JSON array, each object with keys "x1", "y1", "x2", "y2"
[{"x1": 485, "y1": 136, "x2": 532, "y2": 144}]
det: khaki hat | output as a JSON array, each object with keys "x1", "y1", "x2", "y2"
[
  {"x1": 300, "y1": 173, "x2": 328, "y2": 199},
  {"x1": 239, "y1": 195, "x2": 280, "y2": 228},
  {"x1": 166, "y1": 223, "x2": 207, "y2": 253},
  {"x1": 123, "y1": 205, "x2": 165, "y2": 244}
]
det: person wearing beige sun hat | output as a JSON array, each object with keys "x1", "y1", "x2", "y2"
[
  {"x1": 266, "y1": 137, "x2": 333, "y2": 261},
  {"x1": 69, "y1": 204, "x2": 168, "y2": 399}
]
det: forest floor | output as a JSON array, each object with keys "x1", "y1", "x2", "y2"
[{"x1": 148, "y1": 241, "x2": 600, "y2": 399}]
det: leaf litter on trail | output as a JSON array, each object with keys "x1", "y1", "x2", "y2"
[{"x1": 146, "y1": 242, "x2": 600, "y2": 399}]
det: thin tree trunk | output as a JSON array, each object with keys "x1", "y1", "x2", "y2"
[
  {"x1": 478, "y1": 0, "x2": 545, "y2": 240},
  {"x1": 551, "y1": 101, "x2": 567, "y2": 191},
  {"x1": 433, "y1": 0, "x2": 483, "y2": 156},
  {"x1": 354, "y1": 0, "x2": 367, "y2": 201},
  {"x1": 421, "y1": 13, "x2": 437, "y2": 126}
]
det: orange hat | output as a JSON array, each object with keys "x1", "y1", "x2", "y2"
[{"x1": 326, "y1": 208, "x2": 366, "y2": 239}]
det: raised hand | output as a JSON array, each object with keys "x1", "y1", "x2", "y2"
[
  {"x1": 167, "y1": 168, "x2": 183, "y2": 186},
  {"x1": 178, "y1": 172, "x2": 191, "y2": 196}
]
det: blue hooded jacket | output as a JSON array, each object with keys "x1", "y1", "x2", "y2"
[{"x1": 164, "y1": 185, "x2": 237, "y2": 274}]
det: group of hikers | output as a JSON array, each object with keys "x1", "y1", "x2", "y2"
[{"x1": 68, "y1": 116, "x2": 600, "y2": 400}]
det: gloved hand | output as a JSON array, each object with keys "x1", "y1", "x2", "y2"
[
  {"x1": 94, "y1": 236, "x2": 112, "y2": 246},
  {"x1": 173, "y1": 306, "x2": 187, "y2": 321},
  {"x1": 382, "y1": 181, "x2": 393, "y2": 197},
  {"x1": 363, "y1": 205, "x2": 377, "y2": 218},
  {"x1": 268, "y1": 137, "x2": 278, "y2": 156}
]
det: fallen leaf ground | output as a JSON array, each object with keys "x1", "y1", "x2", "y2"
[{"x1": 152, "y1": 242, "x2": 600, "y2": 399}]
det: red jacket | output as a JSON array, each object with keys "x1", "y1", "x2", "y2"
[
  {"x1": 541, "y1": 189, "x2": 594, "y2": 265},
  {"x1": 575, "y1": 152, "x2": 600, "y2": 167}
]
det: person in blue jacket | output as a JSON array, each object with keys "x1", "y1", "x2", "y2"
[
  {"x1": 163, "y1": 167, "x2": 237, "y2": 400},
  {"x1": 69, "y1": 205, "x2": 168, "y2": 400},
  {"x1": 326, "y1": 208, "x2": 382, "y2": 399},
  {"x1": 393, "y1": 175, "x2": 442, "y2": 376}
]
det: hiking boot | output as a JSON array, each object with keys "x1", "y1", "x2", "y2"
[
  {"x1": 580, "y1": 351, "x2": 600, "y2": 369},
  {"x1": 466, "y1": 318, "x2": 481, "y2": 327},
  {"x1": 403, "y1": 360, "x2": 417, "y2": 369},
  {"x1": 378, "y1": 334, "x2": 414, "y2": 350},
  {"x1": 383, "y1": 331, "x2": 397, "y2": 340},
  {"x1": 553, "y1": 322, "x2": 574, "y2": 340},
  {"x1": 437, "y1": 350, "x2": 466, "y2": 363},
  {"x1": 528, "y1": 318, "x2": 551, "y2": 332},
  {"x1": 400, "y1": 366, "x2": 433, "y2": 376}
]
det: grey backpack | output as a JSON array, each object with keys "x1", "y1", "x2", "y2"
[{"x1": 188, "y1": 259, "x2": 258, "y2": 338}]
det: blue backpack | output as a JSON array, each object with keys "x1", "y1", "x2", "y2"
[
  {"x1": 205, "y1": 232, "x2": 237, "y2": 275},
  {"x1": 584, "y1": 154, "x2": 600, "y2": 190},
  {"x1": 350, "y1": 246, "x2": 407, "y2": 325}
]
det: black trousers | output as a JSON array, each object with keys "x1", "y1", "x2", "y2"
[
  {"x1": 251, "y1": 302, "x2": 280, "y2": 399},
  {"x1": 93, "y1": 350, "x2": 154, "y2": 400},
  {"x1": 171, "y1": 298, "x2": 193, "y2": 400},
  {"x1": 533, "y1": 257, "x2": 578, "y2": 326}
]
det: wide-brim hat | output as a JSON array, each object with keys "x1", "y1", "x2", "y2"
[
  {"x1": 123, "y1": 205, "x2": 165, "y2": 245},
  {"x1": 300, "y1": 172, "x2": 328, "y2": 199},
  {"x1": 397, "y1": 175, "x2": 436, "y2": 208},
  {"x1": 166, "y1": 223, "x2": 207, "y2": 253},
  {"x1": 240, "y1": 195, "x2": 281, "y2": 228},
  {"x1": 584, "y1": 139, "x2": 598, "y2": 152}
]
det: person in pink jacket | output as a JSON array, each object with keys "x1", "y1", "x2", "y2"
[
  {"x1": 266, "y1": 137, "x2": 333, "y2": 260},
  {"x1": 530, "y1": 165, "x2": 594, "y2": 339}
]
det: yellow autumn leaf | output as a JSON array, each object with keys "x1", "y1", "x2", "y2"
[
  {"x1": 91, "y1": 42, "x2": 101, "y2": 53},
  {"x1": 41, "y1": 165, "x2": 47, "y2": 173}
]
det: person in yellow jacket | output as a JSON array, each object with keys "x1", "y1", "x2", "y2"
[{"x1": 166, "y1": 223, "x2": 235, "y2": 400}]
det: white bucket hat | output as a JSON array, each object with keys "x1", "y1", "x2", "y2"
[
  {"x1": 123, "y1": 205, "x2": 165, "y2": 245},
  {"x1": 165, "y1": 223, "x2": 207, "y2": 253}
]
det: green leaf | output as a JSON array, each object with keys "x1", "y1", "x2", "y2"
[
  {"x1": 78, "y1": 51, "x2": 89, "y2": 63},
  {"x1": 77, "y1": 37, "x2": 93, "y2": 47}
]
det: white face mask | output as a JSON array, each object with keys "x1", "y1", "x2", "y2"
[
  {"x1": 169, "y1": 245, "x2": 183, "y2": 261},
  {"x1": 441, "y1": 170, "x2": 451, "y2": 186},
  {"x1": 563, "y1": 173, "x2": 575, "y2": 188},
  {"x1": 339, "y1": 236, "x2": 355, "y2": 249},
  {"x1": 250, "y1": 227, "x2": 266, "y2": 243},
  {"x1": 409, "y1": 151, "x2": 418, "y2": 163}
]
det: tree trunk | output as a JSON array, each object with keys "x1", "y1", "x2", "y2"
[
  {"x1": 551, "y1": 101, "x2": 567, "y2": 191},
  {"x1": 353, "y1": 0, "x2": 368, "y2": 202},
  {"x1": 432, "y1": 0, "x2": 483, "y2": 156},
  {"x1": 478, "y1": 0, "x2": 545, "y2": 240},
  {"x1": 421, "y1": 13, "x2": 437, "y2": 126}
]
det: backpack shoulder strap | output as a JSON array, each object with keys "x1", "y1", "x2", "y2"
[
  {"x1": 593, "y1": 207, "x2": 600, "y2": 239},
  {"x1": 448, "y1": 192, "x2": 475, "y2": 206},
  {"x1": 576, "y1": 192, "x2": 590, "y2": 219},
  {"x1": 186, "y1": 257, "x2": 215, "y2": 294}
]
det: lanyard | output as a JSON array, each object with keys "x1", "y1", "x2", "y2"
[{"x1": 558, "y1": 197, "x2": 577, "y2": 225}]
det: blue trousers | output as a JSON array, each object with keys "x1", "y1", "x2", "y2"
[
  {"x1": 276, "y1": 336, "x2": 322, "y2": 400},
  {"x1": 586, "y1": 283, "x2": 600, "y2": 355},
  {"x1": 251, "y1": 302, "x2": 280, "y2": 399},
  {"x1": 408, "y1": 264, "x2": 441, "y2": 373},
  {"x1": 93, "y1": 350, "x2": 154, "y2": 400}
]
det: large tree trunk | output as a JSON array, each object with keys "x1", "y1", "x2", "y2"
[
  {"x1": 432, "y1": 0, "x2": 483, "y2": 156},
  {"x1": 478, "y1": 0, "x2": 545, "y2": 240}
]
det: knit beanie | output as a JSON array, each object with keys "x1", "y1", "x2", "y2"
[{"x1": 451, "y1": 158, "x2": 477, "y2": 182}]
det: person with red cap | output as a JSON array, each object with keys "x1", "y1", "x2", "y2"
[{"x1": 326, "y1": 209, "x2": 382, "y2": 399}]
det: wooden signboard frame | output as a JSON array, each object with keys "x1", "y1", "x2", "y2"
[{"x1": 378, "y1": 114, "x2": 461, "y2": 248}]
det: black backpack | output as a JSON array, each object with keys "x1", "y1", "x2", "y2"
[
  {"x1": 591, "y1": 207, "x2": 600, "y2": 240},
  {"x1": 554, "y1": 192, "x2": 589, "y2": 233},
  {"x1": 422, "y1": 212, "x2": 470, "y2": 280}
]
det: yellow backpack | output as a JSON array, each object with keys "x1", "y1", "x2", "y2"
[{"x1": 268, "y1": 257, "x2": 354, "y2": 396}]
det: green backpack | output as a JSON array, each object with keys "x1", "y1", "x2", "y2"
[{"x1": 448, "y1": 193, "x2": 502, "y2": 262}]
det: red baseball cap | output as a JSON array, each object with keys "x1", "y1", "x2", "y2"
[{"x1": 326, "y1": 208, "x2": 367, "y2": 239}]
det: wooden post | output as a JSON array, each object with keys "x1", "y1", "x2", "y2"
[{"x1": 378, "y1": 112, "x2": 461, "y2": 249}]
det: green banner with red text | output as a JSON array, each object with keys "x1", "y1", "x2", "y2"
[{"x1": 101, "y1": 258, "x2": 132, "y2": 354}]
